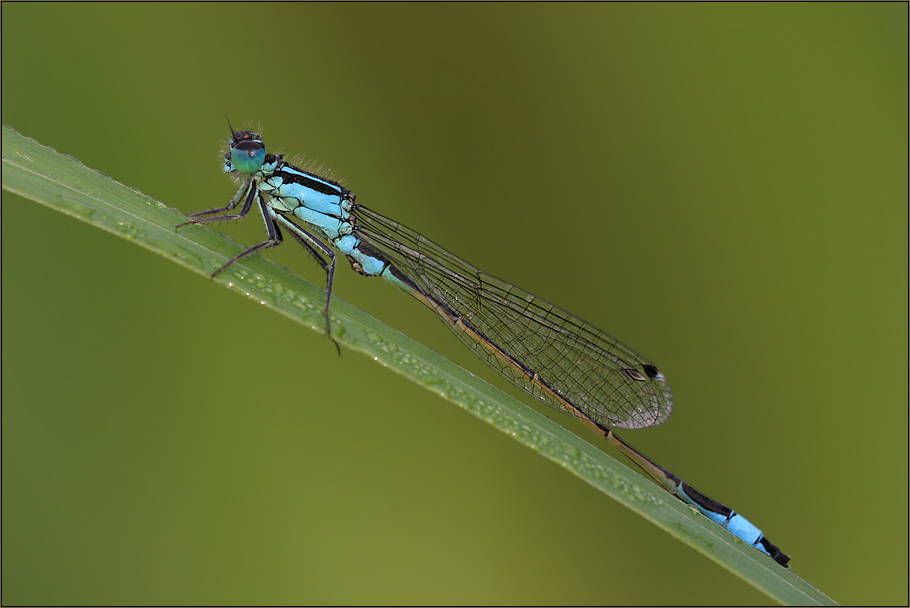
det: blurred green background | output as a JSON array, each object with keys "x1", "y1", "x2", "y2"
[{"x1": 2, "y1": 3, "x2": 906, "y2": 605}]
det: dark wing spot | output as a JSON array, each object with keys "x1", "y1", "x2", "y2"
[{"x1": 642, "y1": 365, "x2": 665, "y2": 381}]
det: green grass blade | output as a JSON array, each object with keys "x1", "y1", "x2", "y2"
[{"x1": 1, "y1": 124, "x2": 836, "y2": 605}]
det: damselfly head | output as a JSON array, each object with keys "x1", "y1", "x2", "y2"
[{"x1": 224, "y1": 128, "x2": 266, "y2": 175}]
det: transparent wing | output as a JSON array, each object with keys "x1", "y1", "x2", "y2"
[{"x1": 352, "y1": 205, "x2": 672, "y2": 430}]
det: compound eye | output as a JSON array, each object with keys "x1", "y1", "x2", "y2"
[{"x1": 230, "y1": 139, "x2": 266, "y2": 174}]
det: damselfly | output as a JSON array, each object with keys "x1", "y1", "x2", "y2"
[{"x1": 178, "y1": 122, "x2": 790, "y2": 567}]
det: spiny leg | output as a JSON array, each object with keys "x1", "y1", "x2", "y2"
[
  {"x1": 176, "y1": 177, "x2": 258, "y2": 230},
  {"x1": 275, "y1": 214, "x2": 339, "y2": 353},
  {"x1": 207, "y1": 189, "x2": 284, "y2": 277}
]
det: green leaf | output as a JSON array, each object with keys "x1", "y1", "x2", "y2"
[{"x1": 1, "y1": 124, "x2": 836, "y2": 605}]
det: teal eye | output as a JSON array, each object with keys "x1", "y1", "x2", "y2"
[{"x1": 231, "y1": 139, "x2": 266, "y2": 174}]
